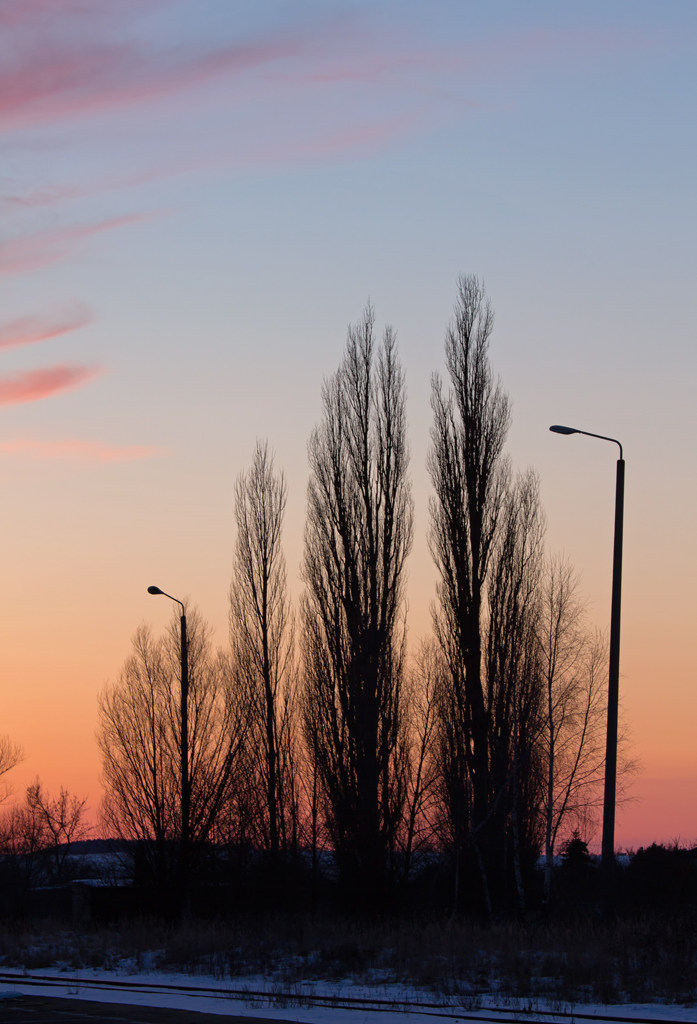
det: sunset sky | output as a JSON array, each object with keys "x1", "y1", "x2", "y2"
[{"x1": 0, "y1": 0, "x2": 695, "y2": 850}]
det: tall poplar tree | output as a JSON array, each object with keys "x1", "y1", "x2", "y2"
[
  {"x1": 230, "y1": 441, "x2": 298, "y2": 858},
  {"x1": 429, "y1": 275, "x2": 545, "y2": 911},
  {"x1": 301, "y1": 304, "x2": 413, "y2": 905}
]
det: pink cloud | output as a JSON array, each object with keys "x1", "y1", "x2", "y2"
[
  {"x1": 0, "y1": 0, "x2": 167, "y2": 32},
  {"x1": 0, "y1": 364, "x2": 101, "y2": 405},
  {"x1": 0, "y1": 9, "x2": 674, "y2": 216},
  {"x1": 0, "y1": 1, "x2": 116, "y2": 28},
  {"x1": 1, "y1": 166, "x2": 177, "y2": 208},
  {"x1": 0, "y1": 107, "x2": 430, "y2": 213},
  {"x1": 0, "y1": 9, "x2": 673, "y2": 145},
  {"x1": 0, "y1": 27, "x2": 305, "y2": 133},
  {"x1": 0, "y1": 437, "x2": 164, "y2": 462},
  {"x1": 0, "y1": 303, "x2": 92, "y2": 349},
  {"x1": 0, "y1": 213, "x2": 155, "y2": 275},
  {"x1": 0, "y1": 0, "x2": 79, "y2": 28},
  {"x1": 1, "y1": 181, "x2": 101, "y2": 208}
]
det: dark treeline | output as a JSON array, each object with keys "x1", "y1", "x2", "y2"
[{"x1": 1, "y1": 276, "x2": 635, "y2": 922}]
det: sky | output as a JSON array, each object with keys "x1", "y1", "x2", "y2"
[{"x1": 0, "y1": 0, "x2": 695, "y2": 851}]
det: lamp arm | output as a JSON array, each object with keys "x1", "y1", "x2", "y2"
[{"x1": 574, "y1": 430, "x2": 623, "y2": 460}]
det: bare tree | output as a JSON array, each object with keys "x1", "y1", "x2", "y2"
[
  {"x1": 0, "y1": 779, "x2": 91, "y2": 884},
  {"x1": 484, "y1": 470, "x2": 546, "y2": 913},
  {"x1": 298, "y1": 678, "x2": 331, "y2": 913},
  {"x1": 0, "y1": 736, "x2": 24, "y2": 805},
  {"x1": 230, "y1": 440, "x2": 298, "y2": 858},
  {"x1": 397, "y1": 640, "x2": 442, "y2": 883},
  {"x1": 428, "y1": 275, "x2": 514, "y2": 909},
  {"x1": 26, "y1": 780, "x2": 91, "y2": 882},
  {"x1": 537, "y1": 555, "x2": 607, "y2": 902},
  {"x1": 98, "y1": 608, "x2": 247, "y2": 891},
  {"x1": 301, "y1": 303, "x2": 413, "y2": 905},
  {"x1": 429, "y1": 278, "x2": 565, "y2": 915}
]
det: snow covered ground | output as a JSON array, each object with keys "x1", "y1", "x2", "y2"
[{"x1": 1, "y1": 969, "x2": 697, "y2": 1024}]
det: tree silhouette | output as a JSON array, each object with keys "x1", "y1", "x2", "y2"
[
  {"x1": 98, "y1": 609, "x2": 247, "y2": 894},
  {"x1": 230, "y1": 440, "x2": 298, "y2": 858},
  {"x1": 301, "y1": 303, "x2": 413, "y2": 906},
  {"x1": 429, "y1": 275, "x2": 547, "y2": 913}
]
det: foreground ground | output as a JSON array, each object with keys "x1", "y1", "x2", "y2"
[
  {"x1": 0, "y1": 996, "x2": 290, "y2": 1024},
  {"x1": 3, "y1": 970, "x2": 697, "y2": 1024},
  {"x1": 0, "y1": 916, "x2": 696, "y2": 1018}
]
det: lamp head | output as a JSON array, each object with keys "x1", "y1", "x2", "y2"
[
  {"x1": 147, "y1": 586, "x2": 163, "y2": 595},
  {"x1": 549, "y1": 425, "x2": 578, "y2": 435}
]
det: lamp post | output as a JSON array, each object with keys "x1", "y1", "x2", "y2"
[
  {"x1": 549, "y1": 425, "x2": 625, "y2": 877},
  {"x1": 147, "y1": 585, "x2": 189, "y2": 899}
]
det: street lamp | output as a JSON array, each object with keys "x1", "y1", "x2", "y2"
[
  {"x1": 147, "y1": 585, "x2": 190, "y2": 898},
  {"x1": 549, "y1": 425, "x2": 625, "y2": 877}
]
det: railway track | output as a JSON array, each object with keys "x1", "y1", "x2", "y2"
[{"x1": 0, "y1": 970, "x2": 690, "y2": 1024}]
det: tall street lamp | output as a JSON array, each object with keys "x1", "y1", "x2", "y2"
[
  {"x1": 549, "y1": 425, "x2": 625, "y2": 877},
  {"x1": 147, "y1": 585, "x2": 190, "y2": 898}
]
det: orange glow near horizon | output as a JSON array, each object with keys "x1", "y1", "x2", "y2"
[{"x1": 0, "y1": 506, "x2": 693, "y2": 853}]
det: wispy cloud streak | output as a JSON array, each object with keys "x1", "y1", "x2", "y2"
[
  {"x1": 0, "y1": 364, "x2": 101, "y2": 405},
  {"x1": 0, "y1": 437, "x2": 164, "y2": 462},
  {"x1": 0, "y1": 5, "x2": 676, "y2": 265},
  {"x1": 0, "y1": 9, "x2": 668, "y2": 197},
  {"x1": 0, "y1": 303, "x2": 91, "y2": 349},
  {"x1": 0, "y1": 26, "x2": 305, "y2": 133},
  {"x1": 0, "y1": 213, "x2": 156, "y2": 275}
]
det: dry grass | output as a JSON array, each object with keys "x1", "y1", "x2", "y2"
[{"x1": 0, "y1": 913, "x2": 694, "y2": 1007}]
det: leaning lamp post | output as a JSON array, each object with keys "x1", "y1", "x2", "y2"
[
  {"x1": 147, "y1": 586, "x2": 190, "y2": 898},
  {"x1": 549, "y1": 425, "x2": 625, "y2": 877}
]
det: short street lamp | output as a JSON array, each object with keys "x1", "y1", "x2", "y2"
[
  {"x1": 549, "y1": 426, "x2": 625, "y2": 877},
  {"x1": 147, "y1": 585, "x2": 190, "y2": 895}
]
